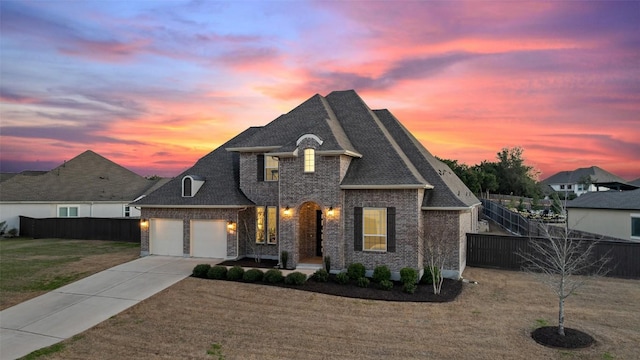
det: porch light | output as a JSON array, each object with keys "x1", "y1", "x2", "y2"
[
  {"x1": 227, "y1": 221, "x2": 236, "y2": 233},
  {"x1": 327, "y1": 206, "x2": 335, "y2": 217},
  {"x1": 140, "y1": 219, "x2": 149, "y2": 229},
  {"x1": 283, "y1": 206, "x2": 292, "y2": 216}
]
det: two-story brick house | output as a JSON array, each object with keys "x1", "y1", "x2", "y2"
[{"x1": 133, "y1": 90, "x2": 480, "y2": 279}]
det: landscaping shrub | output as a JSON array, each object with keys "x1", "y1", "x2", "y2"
[
  {"x1": 372, "y1": 265, "x2": 391, "y2": 283},
  {"x1": 207, "y1": 265, "x2": 227, "y2": 280},
  {"x1": 280, "y1": 251, "x2": 289, "y2": 269},
  {"x1": 323, "y1": 256, "x2": 331, "y2": 273},
  {"x1": 421, "y1": 266, "x2": 441, "y2": 285},
  {"x1": 335, "y1": 272, "x2": 349, "y2": 285},
  {"x1": 400, "y1": 267, "x2": 418, "y2": 285},
  {"x1": 263, "y1": 269, "x2": 284, "y2": 284},
  {"x1": 243, "y1": 268, "x2": 264, "y2": 282},
  {"x1": 403, "y1": 282, "x2": 417, "y2": 294},
  {"x1": 356, "y1": 277, "x2": 370, "y2": 288},
  {"x1": 312, "y1": 268, "x2": 329, "y2": 282},
  {"x1": 284, "y1": 271, "x2": 307, "y2": 286},
  {"x1": 226, "y1": 266, "x2": 245, "y2": 281},
  {"x1": 378, "y1": 279, "x2": 393, "y2": 291},
  {"x1": 192, "y1": 264, "x2": 211, "y2": 278},
  {"x1": 347, "y1": 263, "x2": 366, "y2": 280}
]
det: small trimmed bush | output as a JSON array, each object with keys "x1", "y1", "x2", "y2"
[
  {"x1": 356, "y1": 277, "x2": 370, "y2": 288},
  {"x1": 378, "y1": 279, "x2": 394, "y2": 291},
  {"x1": 335, "y1": 272, "x2": 349, "y2": 285},
  {"x1": 312, "y1": 268, "x2": 329, "y2": 282},
  {"x1": 285, "y1": 271, "x2": 307, "y2": 286},
  {"x1": 192, "y1": 264, "x2": 211, "y2": 278},
  {"x1": 403, "y1": 282, "x2": 417, "y2": 294},
  {"x1": 263, "y1": 269, "x2": 284, "y2": 283},
  {"x1": 226, "y1": 266, "x2": 245, "y2": 281},
  {"x1": 207, "y1": 265, "x2": 227, "y2": 280},
  {"x1": 280, "y1": 251, "x2": 289, "y2": 269},
  {"x1": 323, "y1": 256, "x2": 331, "y2": 273},
  {"x1": 372, "y1": 265, "x2": 391, "y2": 283},
  {"x1": 400, "y1": 267, "x2": 418, "y2": 285},
  {"x1": 243, "y1": 268, "x2": 264, "y2": 282},
  {"x1": 421, "y1": 266, "x2": 441, "y2": 285},
  {"x1": 347, "y1": 263, "x2": 366, "y2": 280}
]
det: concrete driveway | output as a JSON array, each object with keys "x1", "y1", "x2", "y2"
[{"x1": 0, "y1": 256, "x2": 218, "y2": 360}]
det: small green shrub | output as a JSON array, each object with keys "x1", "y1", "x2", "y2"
[
  {"x1": 207, "y1": 265, "x2": 228, "y2": 280},
  {"x1": 421, "y1": 266, "x2": 441, "y2": 285},
  {"x1": 372, "y1": 265, "x2": 391, "y2": 283},
  {"x1": 284, "y1": 271, "x2": 307, "y2": 286},
  {"x1": 335, "y1": 272, "x2": 349, "y2": 285},
  {"x1": 399, "y1": 267, "x2": 418, "y2": 285},
  {"x1": 193, "y1": 264, "x2": 212, "y2": 278},
  {"x1": 323, "y1": 256, "x2": 331, "y2": 273},
  {"x1": 312, "y1": 268, "x2": 329, "y2": 282},
  {"x1": 356, "y1": 277, "x2": 370, "y2": 288},
  {"x1": 226, "y1": 266, "x2": 245, "y2": 281},
  {"x1": 243, "y1": 268, "x2": 264, "y2": 282},
  {"x1": 263, "y1": 269, "x2": 284, "y2": 283},
  {"x1": 403, "y1": 282, "x2": 417, "y2": 294},
  {"x1": 347, "y1": 263, "x2": 366, "y2": 280},
  {"x1": 280, "y1": 251, "x2": 289, "y2": 269},
  {"x1": 378, "y1": 279, "x2": 393, "y2": 291}
]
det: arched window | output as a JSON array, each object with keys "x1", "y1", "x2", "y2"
[
  {"x1": 304, "y1": 148, "x2": 315, "y2": 173},
  {"x1": 183, "y1": 177, "x2": 192, "y2": 197}
]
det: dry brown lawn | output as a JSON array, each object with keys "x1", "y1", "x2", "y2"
[{"x1": 43, "y1": 267, "x2": 639, "y2": 360}]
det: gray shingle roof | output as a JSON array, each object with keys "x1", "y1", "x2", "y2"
[
  {"x1": 567, "y1": 189, "x2": 640, "y2": 211},
  {"x1": 133, "y1": 128, "x2": 258, "y2": 207},
  {"x1": 543, "y1": 166, "x2": 628, "y2": 185},
  {"x1": 0, "y1": 151, "x2": 159, "y2": 202}
]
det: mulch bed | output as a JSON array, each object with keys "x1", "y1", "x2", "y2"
[
  {"x1": 531, "y1": 326, "x2": 595, "y2": 349},
  {"x1": 213, "y1": 258, "x2": 462, "y2": 302}
]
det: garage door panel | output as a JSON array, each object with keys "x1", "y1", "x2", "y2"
[
  {"x1": 191, "y1": 220, "x2": 227, "y2": 258},
  {"x1": 150, "y1": 219, "x2": 183, "y2": 256}
]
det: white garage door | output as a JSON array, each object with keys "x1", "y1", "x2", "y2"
[
  {"x1": 150, "y1": 219, "x2": 183, "y2": 256},
  {"x1": 191, "y1": 220, "x2": 227, "y2": 258}
]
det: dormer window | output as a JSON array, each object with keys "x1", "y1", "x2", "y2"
[
  {"x1": 304, "y1": 148, "x2": 315, "y2": 173},
  {"x1": 182, "y1": 175, "x2": 205, "y2": 197}
]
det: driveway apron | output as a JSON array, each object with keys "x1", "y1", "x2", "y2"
[{"x1": 0, "y1": 256, "x2": 217, "y2": 360}]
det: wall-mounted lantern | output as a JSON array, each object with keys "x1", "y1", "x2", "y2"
[
  {"x1": 283, "y1": 206, "x2": 292, "y2": 216},
  {"x1": 140, "y1": 218, "x2": 149, "y2": 229},
  {"x1": 227, "y1": 221, "x2": 237, "y2": 233},
  {"x1": 327, "y1": 206, "x2": 335, "y2": 217}
]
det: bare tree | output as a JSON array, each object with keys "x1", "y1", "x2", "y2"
[
  {"x1": 242, "y1": 220, "x2": 263, "y2": 263},
  {"x1": 518, "y1": 195, "x2": 610, "y2": 336},
  {"x1": 421, "y1": 225, "x2": 455, "y2": 295}
]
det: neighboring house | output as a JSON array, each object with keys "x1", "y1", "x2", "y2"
[
  {"x1": 134, "y1": 90, "x2": 480, "y2": 279},
  {"x1": 542, "y1": 166, "x2": 637, "y2": 197},
  {"x1": 631, "y1": 178, "x2": 640, "y2": 187},
  {"x1": 566, "y1": 188, "x2": 640, "y2": 242},
  {"x1": 0, "y1": 150, "x2": 166, "y2": 234}
]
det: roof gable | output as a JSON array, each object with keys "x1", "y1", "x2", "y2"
[{"x1": 0, "y1": 150, "x2": 158, "y2": 202}]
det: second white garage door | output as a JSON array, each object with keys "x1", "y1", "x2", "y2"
[
  {"x1": 191, "y1": 220, "x2": 227, "y2": 258},
  {"x1": 150, "y1": 219, "x2": 183, "y2": 256}
]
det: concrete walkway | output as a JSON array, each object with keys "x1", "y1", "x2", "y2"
[{"x1": 0, "y1": 256, "x2": 214, "y2": 360}]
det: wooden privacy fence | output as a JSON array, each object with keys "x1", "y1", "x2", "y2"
[
  {"x1": 466, "y1": 233, "x2": 640, "y2": 279},
  {"x1": 20, "y1": 216, "x2": 140, "y2": 242}
]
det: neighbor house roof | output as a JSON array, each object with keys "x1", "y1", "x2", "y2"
[
  {"x1": 133, "y1": 128, "x2": 259, "y2": 207},
  {"x1": 567, "y1": 188, "x2": 640, "y2": 211},
  {"x1": 0, "y1": 150, "x2": 161, "y2": 202},
  {"x1": 543, "y1": 166, "x2": 629, "y2": 186}
]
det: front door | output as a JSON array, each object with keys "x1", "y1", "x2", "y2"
[{"x1": 315, "y1": 210, "x2": 323, "y2": 256}]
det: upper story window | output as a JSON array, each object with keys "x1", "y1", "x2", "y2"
[
  {"x1": 58, "y1": 206, "x2": 79, "y2": 217},
  {"x1": 182, "y1": 175, "x2": 205, "y2": 197},
  {"x1": 124, "y1": 205, "x2": 131, "y2": 217},
  {"x1": 568, "y1": 184, "x2": 573, "y2": 190},
  {"x1": 560, "y1": 184, "x2": 565, "y2": 190},
  {"x1": 183, "y1": 177, "x2": 192, "y2": 197},
  {"x1": 265, "y1": 155, "x2": 279, "y2": 181},
  {"x1": 304, "y1": 148, "x2": 315, "y2": 173}
]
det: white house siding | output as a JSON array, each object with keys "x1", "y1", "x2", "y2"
[
  {"x1": 568, "y1": 208, "x2": 635, "y2": 241},
  {"x1": 0, "y1": 201, "x2": 139, "y2": 234}
]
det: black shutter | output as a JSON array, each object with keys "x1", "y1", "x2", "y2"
[
  {"x1": 257, "y1": 154, "x2": 264, "y2": 182},
  {"x1": 354, "y1": 207, "x2": 363, "y2": 251},
  {"x1": 387, "y1": 207, "x2": 396, "y2": 252}
]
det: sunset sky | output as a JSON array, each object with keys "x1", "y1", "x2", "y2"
[{"x1": 1, "y1": 1, "x2": 639, "y2": 181}]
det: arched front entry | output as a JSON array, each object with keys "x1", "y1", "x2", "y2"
[{"x1": 298, "y1": 201, "x2": 323, "y2": 262}]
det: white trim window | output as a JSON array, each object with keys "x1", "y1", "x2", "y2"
[
  {"x1": 363, "y1": 208, "x2": 387, "y2": 251},
  {"x1": 304, "y1": 148, "x2": 315, "y2": 173},
  {"x1": 256, "y1": 206, "x2": 277, "y2": 244},
  {"x1": 265, "y1": 156, "x2": 279, "y2": 181},
  {"x1": 124, "y1": 205, "x2": 131, "y2": 217},
  {"x1": 267, "y1": 206, "x2": 277, "y2": 244},
  {"x1": 631, "y1": 214, "x2": 640, "y2": 239},
  {"x1": 256, "y1": 207, "x2": 266, "y2": 243},
  {"x1": 58, "y1": 205, "x2": 79, "y2": 217}
]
